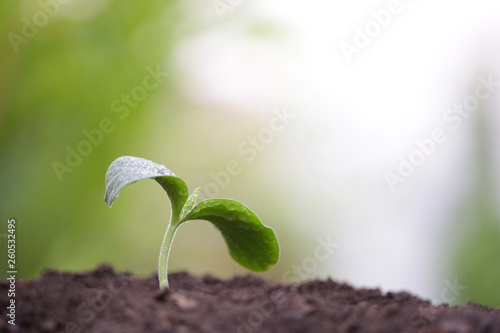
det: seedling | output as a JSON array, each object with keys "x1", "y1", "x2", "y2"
[{"x1": 104, "y1": 156, "x2": 279, "y2": 289}]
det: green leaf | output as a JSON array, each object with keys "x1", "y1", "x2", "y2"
[
  {"x1": 104, "y1": 156, "x2": 188, "y2": 218},
  {"x1": 181, "y1": 199, "x2": 280, "y2": 271},
  {"x1": 154, "y1": 176, "x2": 189, "y2": 222},
  {"x1": 180, "y1": 187, "x2": 201, "y2": 218},
  {"x1": 104, "y1": 156, "x2": 280, "y2": 290}
]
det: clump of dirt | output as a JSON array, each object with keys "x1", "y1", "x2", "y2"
[{"x1": 1, "y1": 264, "x2": 499, "y2": 332}]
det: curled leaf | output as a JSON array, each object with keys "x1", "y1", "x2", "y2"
[
  {"x1": 104, "y1": 156, "x2": 188, "y2": 219},
  {"x1": 181, "y1": 199, "x2": 280, "y2": 271}
]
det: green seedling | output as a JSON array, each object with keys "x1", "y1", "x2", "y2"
[{"x1": 104, "y1": 156, "x2": 279, "y2": 289}]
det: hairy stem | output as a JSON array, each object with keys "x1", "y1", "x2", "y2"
[{"x1": 158, "y1": 217, "x2": 178, "y2": 289}]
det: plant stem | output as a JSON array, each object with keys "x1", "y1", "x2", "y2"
[{"x1": 158, "y1": 218, "x2": 178, "y2": 289}]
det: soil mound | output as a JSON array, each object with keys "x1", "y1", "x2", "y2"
[{"x1": 1, "y1": 264, "x2": 499, "y2": 332}]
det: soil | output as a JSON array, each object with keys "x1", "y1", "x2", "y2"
[{"x1": 1, "y1": 265, "x2": 500, "y2": 333}]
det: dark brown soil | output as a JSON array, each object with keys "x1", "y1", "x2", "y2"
[{"x1": 1, "y1": 265, "x2": 500, "y2": 333}]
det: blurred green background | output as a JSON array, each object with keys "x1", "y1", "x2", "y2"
[
  {"x1": 1, "y1": 0, "x2": 500, "y2": 308},
  {"x1": 0, "y1": 0, "x2": 303, "y2": 284}
]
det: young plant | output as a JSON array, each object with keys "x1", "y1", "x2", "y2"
[{"x1": 104, "y1": 156, "x2": 279, "y2": 290}]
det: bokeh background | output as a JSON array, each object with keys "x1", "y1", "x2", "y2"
[{"x1": 1, "y1": 0, "x2": 500, "y2": 307}]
